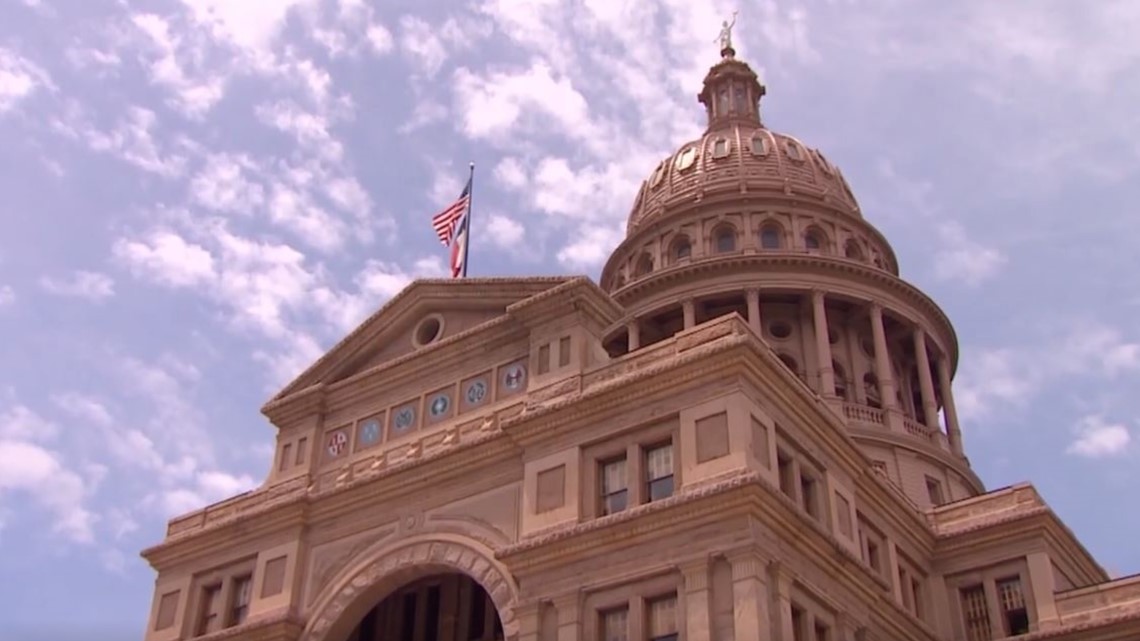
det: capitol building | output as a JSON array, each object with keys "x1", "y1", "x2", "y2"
[{"x1": 140, "y1": 46, "x2": 1140, "y2": 641}]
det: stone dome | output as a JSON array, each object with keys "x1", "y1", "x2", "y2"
[{"x1": 626, "y1": 56, "x2": 861, "y2": 236}]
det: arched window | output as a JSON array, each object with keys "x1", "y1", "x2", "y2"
[
  {"x1": 804, "y1": 227, "x2": 828, "y2": 253},
  {"x1": 633, "y1": 253, "x2": 653, "y2": 277},
  {"x1": 759, "y1": 224, "x2": 782, "y2": 249},
  {"x1": 863, "y1": 372, "x2": 881, "y2": 409},
  {"x1": 844, "y1": 239, "x2": 863, "y2": 260},
  {"x1": 714, "y1": 226, "x2": 736, "y2": 253},
  {"x1": 670, "y1": 236, "x2": 692, "y2": 262}
]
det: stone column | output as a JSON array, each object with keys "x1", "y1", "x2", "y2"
[
  {"x1": 726, "y1": 551, "x2": 771, "y2": 641},
  {"x1": 515, "y1": 602, "x2": 541, "y2": 641},
  {"x1": 812, "y1": 290, "x2": 835, "y2": 396},
  {"x1": 869, "y1": 303, "x2": 899, "y2": 410},
  {"x1": 767, "y1": 561, "x2": 794, "y2": 641},
  {"x1": 552, "y1": 593, "x2": 580, "y2": 641},
  {"x1": 682, "y1": 299, "x2": 696, "y2": 330},
  {"x1": 746, "y1": 289, "x2": 762, "y2": 334},
  {"x1": 936, "y1": 357, "x2": 964, "y2": 456},
  {"x1": 680, "y1": 558, "x2": 712, "y2": 641},
  {"x1": 627, "y1": 320, "x2": 641, "y2": 351},
  {"x1": 1027, "y1": 552, "x2": 1060, "y2": 630},
  {"x1": 912, "y1": 329, "x2": 940, "y2": 429}
]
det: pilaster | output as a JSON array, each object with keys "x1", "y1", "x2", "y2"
[
  {"x1": 552, "y1": 592, "x2": 581, "y2": 641},
  {"x1": 726, "y1": 550, "x2": 771, "y2": 641},
  {"x1": 679, "y1": 557, "x2": 712, "y2": 641}
]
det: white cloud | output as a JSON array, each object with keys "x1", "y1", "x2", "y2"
[
  {"x1": 113, "y1": 230, "x2": 217, "y2": 288},
  {"x1": 494, "y1": 157, "x2": 528, "y2": 190},
  {"x1": 0, "y1": 47, "x2": 52, "y2": 113},
  {"x1": 0, "y1": 285, "x2": 14, "y2": 307},
  {"x1": 486, "y1": 214, "x2": 525, "y2": 248},
  {"x1": 177, "y1": 0, "x2": 317, "y2": 53},
  {"x1": 0, "y1": 400, "x2": 97, "y2": 543},
  {"x1": 131, "y1": 13, "x2": 226, "y2": 118},
  {"x1": 39, "y1": 271, "x2": 116, "y2": 301},
  {"x1": 399, "y1": 16, "x2": 449, "y2": 77},
  {"x1": 52, "y1": 104, "x2": 187, "y2": 177},
  {"x1": 932, "y1": 222, "x2": 1007, "y2": 287},
  {"x1": 1067, "y1": 415, "x2": 1132, "y2": 458},
  {"x1": 190, "y1": 153, "x2": 266, "y2": 215},
  {"x1": 367, "y1": 23, "x2": 394, "y2": 55}
]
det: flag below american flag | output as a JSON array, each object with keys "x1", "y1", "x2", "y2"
[{"x1": 431, "y1": 178, "x2": 471, "y2": 247}]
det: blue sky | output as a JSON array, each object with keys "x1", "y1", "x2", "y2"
[{"x1": 1, "y1": 0, "x2": 1138, "y2": 637}]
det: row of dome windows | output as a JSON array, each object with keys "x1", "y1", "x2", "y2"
[
  {"x1": 650, "y1": 134, "x2": 833, "y2": 186},
  {"x1": 626, "y1": 224, "x2": 886, "y2": 279}
]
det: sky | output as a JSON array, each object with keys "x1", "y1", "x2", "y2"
[{"x1": 1, "y1": 0, "x2": 1139, "y2": 637}]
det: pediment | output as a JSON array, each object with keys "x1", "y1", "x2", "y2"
[{"x1": 268, "y1": 277, "x2": 575, "y2": 406}]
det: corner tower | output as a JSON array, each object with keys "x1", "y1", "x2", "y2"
[{"x1": 599, "y1": 50, "x2": 980, "y2": 507}]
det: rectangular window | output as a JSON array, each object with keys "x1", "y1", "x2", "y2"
[
  {"x1": 790, "y1": 604, "x2": 806, "y2": 641},
  {"x1": 647, "y1": 595, "x2": 678, "y2": 641},
  {"x1": 645, "y1": 443, "x2": 674, "y2": 502},
  {"x1": 865, "y1": 539, "x2": 881, "y2": 574},
  {"x1": 197, "y1": 584, "x2": 222, "y2": 636},
  {"x1": 800, "y1": 473, "x2": 818, "y2": 518},
  {"x1": 911, "y1": 577, "x2": 925, "y2": 620},
  {"x1": 601, "y1": 606, "x2": 629, "y2": 641},
  {"x1": 295, "y1": 437, "x2": 307, "y2": 465},
  {"x1": 538, "y1": 344, "x2": 551, "y2": 375},
  {"x1": 997, "y1": 576, "x2": 1030, "y2": 636},
  {"x1": 777, "y1": 450, "x2": 795, "y2": 498},
  {"x1": 230, "y1": 575, "x2": 252, "y2": 626},
  {"x1": 925, "y1": 476, "x2": 945, "y2": 506},
  {"x1": 814, "y1": 620, "x2": 830, "y2": 641},
  {"x1": 279, "y1": 443, "x2": 292, "y2": 471},
  {"x1": 960, "y1": 584, "x2": 991, "y2": 641},
  {"x1": 899, "y1": 568, "x2": 913, "y2": 611},
  {"x1": 600, "y1": 457, "x2": 628, "y2": 515},
  {"x1": 558, "y1": 336, "x2": 572, "y2": 367},
  {"x1": 835, "y1": 492, "x2": 852, "y2": 537}
]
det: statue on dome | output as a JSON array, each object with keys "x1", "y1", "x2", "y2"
[{"x1": 715, "y1": 11, "x2": 738, "y2": 57}]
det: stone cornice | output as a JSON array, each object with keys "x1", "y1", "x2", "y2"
[
  {"x1": 183, "y1": 609, "x2": 306, "y2": 641},
  {"x1": 610, "y1": 252, "x2": 959, "y2": 371},
  {"x1": 505, "y1": 277, "x2": 623, "y2": 329},
  {"x1": 503, "y1": 315, "x2": 935, "y2": 546},
  {"x1": 933, "y1": 507, "x2": 1107, "y2": 585},
  {"x1": 847, "y1": 427, "x2": 984, "y2": 494},
  {"x1": 267, "y1": 277, "x2": 574, "y2": 408},
  {"x1": 142, "y1": 501, "x2": 309, "y2": 570},
  {"x1": 142, "y1": 429, "x2": 520, "y2": 570},
  {"x1": 501, "y1": 473, "x2": 939, "y2": 641}
]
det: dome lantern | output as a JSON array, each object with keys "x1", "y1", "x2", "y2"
[{"x1": 697, "y1": 53, "x2": 766, "y2": 132}]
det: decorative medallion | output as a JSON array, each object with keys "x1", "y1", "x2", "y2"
[
  {"x1": 357, "y1": 418, "x2": 381, "y2": 448},
  {"x1": 502, "y1": 363, "x2": 526, "y2": 391},
  {"x1": 325, "y1": 430, "x2": 348, "y2": 458},
  {"x1": 429, "y1": 393, "x2": 450, "y2": 418},
  {"x1": 392, "y1": 406, "x2": 416, "y2": 433},
  {"x1": 465, "y1": 379, "x2": 488, "y2": 406}
]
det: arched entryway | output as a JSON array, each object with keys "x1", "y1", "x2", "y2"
[
  {"x1": 301, "y1": 536, "x2": 519, "y2": 641},
  {"x1": 347, "y1": 573, "x2": 504, "y2": 641}
]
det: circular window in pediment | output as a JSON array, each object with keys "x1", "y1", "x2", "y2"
[{"x1": 412, "y1": 314, "x2": 445, "y2": 347}]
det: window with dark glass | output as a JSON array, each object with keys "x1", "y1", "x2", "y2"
[
  {"x1": 760, "y1": 225, "x2": 782, "y2": 249},
  {"x1": 844, "y1": 240, "x2": 863, "y2": 260},
  {"x1": 672, "y1": 237, "x2": 691, "y2": 261},
  {"x1": 926, "y1": 476, "x2": 945, "y2": 506},
  {"x1": 805, "y1": 231, "x2": 821, "y2": 250},
  {"x1": 997, "y1": 577, "x2": 1030, "y2": 636},
  {"x1": 229, "y1": 575, "x2": 252, "y2": 626},
  {"x1": 800, "y1": 473, "x2": 819, "y2": 519},
  {"x1": 600, "y1": 457, "x2": 628, "y2": 515},
  {"x1": 645, "y1": 443, "x2": 674, "y2": 502},
  {"x1": 777, "y1": 450, "x2": 795, "y2": 498},
  {"x1": 715, "y1": 227, "x2": 736, "y2": 252}
]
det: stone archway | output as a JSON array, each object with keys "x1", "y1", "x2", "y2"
[{"x1": 302, "y1": 535, "x2": 519, "y2": 641}]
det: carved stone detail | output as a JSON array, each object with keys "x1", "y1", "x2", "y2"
[{"x1": 301, "y1": 537, "x2": 520, "y2": 641}]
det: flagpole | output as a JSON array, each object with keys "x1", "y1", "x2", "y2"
[{"x1": 462, "y1": 161, "x2": 475, "y2": 278}]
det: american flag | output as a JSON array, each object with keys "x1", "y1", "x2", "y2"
[{"x1": 431, "y1": 179, "x2": 472, "y2": 247}]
